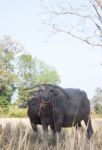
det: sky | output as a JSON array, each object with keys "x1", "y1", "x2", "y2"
[{"x1": 0, "y1": 0, "x2": 102, "y2": 99}]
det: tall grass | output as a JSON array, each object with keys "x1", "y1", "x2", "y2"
[{"x1": 0, "y1": 121, "x2": 102, "y2": 150}]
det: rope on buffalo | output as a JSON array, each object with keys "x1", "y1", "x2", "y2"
[
  {"x1": 52, "y1": 96, "x2": 57, "y2": 133},
  {"x1": 39, "y1": 97, "x2": 57, "y2": 133}
]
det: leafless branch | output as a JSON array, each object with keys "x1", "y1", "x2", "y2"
[
  {"x1": 93, "y1": 3, "x2": 102, "y2": 24},
  {"x1": 41, "y1": 0, "x2": 102, "y2": 47},
  {"x1": 52, "y1": 24, "x2": 102, "y2": 46},
  {"x1": 95, "y1": 0, "x2": 102, "y2": 10}
]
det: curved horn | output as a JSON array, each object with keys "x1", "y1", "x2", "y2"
[
  {"x1": 23, "y1": 84, "x2": 51, "y2": 91},
  {"x1": 35, "y1": 84, "x2": 69, "y2": 100},
  {"x1": 44, "y1": 84, "x2": 69, "y2": 100},
  {"x1": 23, "y1": 84, "x2": 69, "y2": 100},
  {"x1": 23, "y1": 85, "x2": 43, "y2": 91}
]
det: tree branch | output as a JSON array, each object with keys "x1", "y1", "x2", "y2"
[
  {"x1": 93, "y1": 3, "x2": 102, "y2": 24},
  {"x1": 52, "y1": 24, "x2": 102, "y2": 46}
]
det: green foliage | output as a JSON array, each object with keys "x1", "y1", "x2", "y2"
[
  {"x1": 17, "y1": 54, "x2": 37, "y2": 88},
  {"x1": 0, "y1": 36, "x2": 61, "y2": 107},
  {"x1": 0, "y1": 97, "x2": 9, "y2": 112},
  {"x1": 37, "y1": 69, "x2": 60, "y2": 84},
  {"x1": 94, "y1": 104, "x2": 102, "y2": 114},
  {"x1": 36, "y1": 59, "x2": 60, "y2": 84},
  {"x1": 0, "y1": 105, "x2": 27, "y2": 118},
  {"x1": 92, "y1": 87, "x2": 102, "y2": 114},
  {"x1": 8, "y1": 105, "x2": 27, "y2": 117},
  {"x1": 17, "y1": 55, "x2": 61, "y2": 102},
  {"x1": 0, "y1": 36, "x2": 22, "y2": 106}
]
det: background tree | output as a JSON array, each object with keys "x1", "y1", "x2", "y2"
[
  {"x1": 17, "y1": 55, "x2": 61, "y2": 102},
  {"x1": 0, "y1": 36, "x2": 61, "y2": 104},
  {"x1": 35, "y1": 59, "x2": 61, "y2": 84},
  {"x1": 0, "y1": 36, "x2": 23, "y2": 109},
  {"x1": 91, "y1": 87, "x2": 102, "y2": 114},
  {"x1": 41, "y1": 0, "x2": 102, "y2": 47}
]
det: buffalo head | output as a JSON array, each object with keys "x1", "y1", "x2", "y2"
[{"x1": 23, "y1": 84, "x2": 69, "y2": 101}]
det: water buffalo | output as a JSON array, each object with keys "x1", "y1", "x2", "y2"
[
  {"x1": 20, "y1": 84, "x2": 93, "y2": 145},
  {"x1": 36, "y1": 84, "x2": 93, "y2": 142}
]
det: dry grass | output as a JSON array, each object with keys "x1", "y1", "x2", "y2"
[{"x1": 0, "y1": 119, "x2": 102, "y2": 150}]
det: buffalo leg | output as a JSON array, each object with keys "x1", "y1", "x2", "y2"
[
  {"x1": 53, "y1": 123, "x2": 61, "y2": 148},
  {"x1": 84, "y1": 116, "x2": 93, "y2": 139},
  {"x1": 42, "y1": 124, "x2": 49, "y2": 149},
  {"x1": 50, "y1": 125, "x2": 57, "y2": 145},
  {"x1": 31, "y1": 122, "x2": 38, "y2": 132},
  {"x1": 30, "y1": 121, "x2": 39, "y2": 140},
  {"x1": 53, "y1": 113, "x2": 62, "y2": 146}
]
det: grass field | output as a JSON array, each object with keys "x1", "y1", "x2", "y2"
[{"x1": 0, "y1": 118, "x2": 102, "y2": 150}]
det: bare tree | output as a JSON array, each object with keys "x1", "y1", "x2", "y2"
[{"x1": 41, "y1": 0, "x2": 102, "y2": 46}]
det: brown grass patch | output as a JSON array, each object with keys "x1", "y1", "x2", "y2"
[{"x1": 0, "y1": 119, "x2": 102, "y2": 150}]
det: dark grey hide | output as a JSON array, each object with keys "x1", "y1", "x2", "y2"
[
  {"x1": 39, "y1": 86, "x2": 93, "y2": 142},
  {"x1": 20, "y1": 84, "x2": 93, "y2": 146},
  {"x1": 19, "y1": 98, "x2": 41, "y2": 134}
]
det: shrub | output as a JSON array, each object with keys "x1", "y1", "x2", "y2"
[
  {"x1": 8, "y1": 105, "x2": 27, "y2": 117},
  {"x1": 0, "y1": 96, "x2": 10, "y2": 112},
  {"x1": 0, "y1": 105, "x2": 27, "y2": 118},
  {"x1": 94, "y1": 103, "x2": 102, "y2": 114}
]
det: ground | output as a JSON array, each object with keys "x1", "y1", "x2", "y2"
[{"x1": 0, "y1": 118, "x2": 102, "y2": 150}]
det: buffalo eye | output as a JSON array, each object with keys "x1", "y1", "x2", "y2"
[
  {"x1": 50, "y1": 89, "x2": 54, "y2": 93},
  {"x1": 31, "y1": 102, "x2": 36, "y2": 105}
]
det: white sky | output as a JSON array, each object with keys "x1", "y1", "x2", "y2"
[{"x1": 0, "y1": 0, "x2": 102, "y2": 99}]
